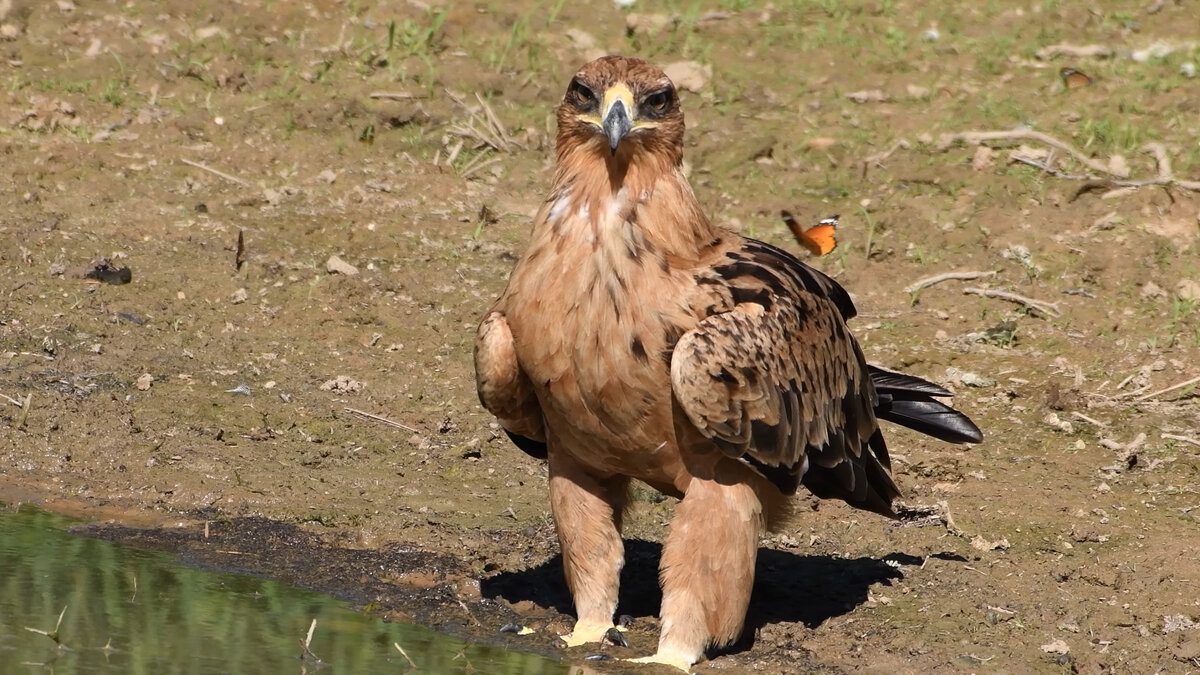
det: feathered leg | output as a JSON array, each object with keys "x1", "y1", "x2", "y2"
[
  {"x1": 548, "y1": 448, "x2": 629, "y2": 646},
  {"x1": 634, "y1": 469, "x2": 764, "y2": 670}
]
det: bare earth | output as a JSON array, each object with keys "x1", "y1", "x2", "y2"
[{"x1": 3, "y1": 1, "x2": 1200, "y2": 673}]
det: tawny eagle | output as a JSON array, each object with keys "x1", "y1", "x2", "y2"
[{"x1": 475, "y1": 55, "x2": 981, "y2": 670}]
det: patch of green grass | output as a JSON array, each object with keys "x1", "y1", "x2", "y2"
[
  {"x1": 36, "y1": 78, "x2": 91, "y2": 94},
  {"x1": 385, "y1": 6, "x2": 448, "y2": 58},
  {"x1": 100, "y1": 79, "x2": 126, "y2": 107},
  {"x1": 1079, "y1": 116, "x2": 1157, "y2": 155}
]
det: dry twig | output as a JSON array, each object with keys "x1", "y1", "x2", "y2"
[
  {"x1": 904, "y1": 270, "x2": 996, "y2": 295},
  {"x1": 1070, "y1": 412, "x2": 1108, "y2": 428},
  {"x1": 963, "y1": 287, "x2": 1062, "y2": 318},
  {"x1": 394, "y1": 642, "x2": 418, "y2": 669},
  {"x1": 344, "y1": 407, "x2": 418, "y2": 433},
  {"x1": 1161, "y1": 433, "x2": 1200, "y2": 448},
  {"x1": 1133, "y1": 375, "x2": 1200, "y2": 402},
  {"x1": 861, "y1": 139, "x2": 910, "y2": 177},
  {"x1": 446, "y1": 91, "x2": 515, "y2": 153},
  {"x1": 938, "y1": 131, "x2": 1200, "y2": 193},
  {"x1": 179, "y1": 158, "x2": 250, "y2": 187},
  {"x1": 299, "y1": 618, "x2": 323, "y2": 664},
  {"x1": 369, "y1": 91, "x2": 420, "y2": 100}
]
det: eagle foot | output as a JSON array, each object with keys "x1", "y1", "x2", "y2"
[
  {"x1": 627, "y1": 651, "x2": 695, "y2": 673},
  {"x1": 562, "y1": 621, "x2": 622, "y2": 647}
]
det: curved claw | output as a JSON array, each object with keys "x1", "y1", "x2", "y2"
[{"x1": 603, "y1": 626, "x2": 630, "y2": 648}]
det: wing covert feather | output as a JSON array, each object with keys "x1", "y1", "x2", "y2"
[
  {"x1": 475, "y1": 310, "x2": 546, "y2": 450},
  {"x1": 670, "y1": 241, "x2": 901, "y2": 515}
]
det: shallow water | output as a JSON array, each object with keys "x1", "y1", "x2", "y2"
[{"x1": 0, "y1": 504, "x2": 567, "y2": 674}]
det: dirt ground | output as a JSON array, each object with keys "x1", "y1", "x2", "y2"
[{"x1": 3, "y1": 1, "x2": 1200, "y2": 672}]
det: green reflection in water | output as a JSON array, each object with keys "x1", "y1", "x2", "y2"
[{"x1": 0, "y1": 504, "x2": 568, "y2": 674}]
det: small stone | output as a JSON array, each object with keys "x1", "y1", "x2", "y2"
[
  {"x1": 320, "y1": 376, "x2": 363, "y2": 393},
  {"x1": 906, "y1": 84, "x2": 931, "y2": 99},
  {"x1": 1041, "y1": 639, "x2": 1070, "y2": 655},
  {"x1": 325, "y1": 255, "x2": 359, "y2": 276},
  {"x1": 1176, "y1": 279, "x2": 1200, "y2": 301},
  {"x1": 804, "y1": 136, "x2": 838, "y2": 151},
  {"x1": 625, "y1": 12, "x2": 672, "y2": 34},
  {"x1": 846, "y1": 89, "x2": 888, "y2": 103},
  {"x1": 971, "y1": 535, "x2": 1010, "y2": 551},
  {"x1": 1163, "y1": 614, "x2": 1197, "y2": 633},
  {"x1": 663, "y1": 61, "x2": 711, "y2": 93},
  {"x1": 971, "y1": 145, "x2": 995, "y2": 171},
  {"x1": 136, "y1": 373, "x2": 153, "y2": 391},
  {"x1": 231, "y1": 287, "x2": 249, "y2": 304},
  {"x1": 1107, "y1": 154, "x2": 1130, "y2": 178},
  {"x1": 564, "y1": 28, "x2": 597, "y2": 50},
  {"x1": 1140, "y1": 281, "x2": 1166, "y2": 299}
]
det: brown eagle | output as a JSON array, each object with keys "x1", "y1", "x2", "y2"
[{"x1": 475, "y1": 56, "x2": 981, "y2": 670}]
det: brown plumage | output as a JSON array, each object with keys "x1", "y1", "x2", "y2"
[{"x1": 475, "y1": 55, "x2": 982, "y2": 670}]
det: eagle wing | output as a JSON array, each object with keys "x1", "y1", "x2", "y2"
[
  {"x1": 670, "y1": 240, "x2": 901, "y2": 516},
  {"x1": 474, "y1": 310, "x2": 547, "y2": 458}
]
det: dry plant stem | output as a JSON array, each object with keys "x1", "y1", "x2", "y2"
[
  {"x1": 180, "y1": 158, "x2": 250, "y2": 187},
  {"x1": 962, "y1": 287, "x2": 1062, "y2": 318},
  {"x1": 18, "y1": 393, "x2": 31, "y2": 428},
  {"x1": 1161, "y1": 433, "x2": 1200, "y2": 448},
  {"x1": 939, "y1": 130, "x2": 1112, "y2": 173},
  {"x1": 1133, "y1": 375, "x2": 1200, "y2": 402},
  {"x1": 344, "y1": 407, "x2": 418, "y2": 433},
  {"x1": 299, "y1": 618, "x2": 323, "y2": 663},
  {"x1": 368, "y1": 91, "x2": 419, "y2": 100},
  {"x1": 1070, "y1": 412, "x2": 1108, "y2": 427},
  {"x1": 861, "y1": 139, "x2": 910, "y2": 177},
  {"x1": 940, "y1": 130, "x2": 1200, "y2": 192},
  {"x1": 394, "y1": 642, "x2": 418, "y2": 669},
  {"x1": 904, "y1": 270, "x2": 996, "y2": 294}
]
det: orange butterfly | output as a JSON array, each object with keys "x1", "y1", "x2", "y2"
[
  {"x1": 1060, "y1": 67, "x2": 1092, "y2": 89},
  {"x1": 781, "y1": 210, "x2": 838, "y2": 256}
]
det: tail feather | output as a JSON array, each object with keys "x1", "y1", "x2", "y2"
[{"x1": 868, "y1": 365, "x2": 983, "y2": 445}]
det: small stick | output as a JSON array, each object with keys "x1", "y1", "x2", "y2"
[
  {"x1": 457, "y1": 600, "x2": 481, "y2": 626},
  {"x1": 1010, "y1": 155, "x2": 1095, "y2": 181},
  {"x1": 938, "y1": 129, "x2": 1112, "y2": 174},
  {"x1": 1070, "y1": 411, "x2": 1108, "y2": 427},
  {"x1": 1133, "y1": 375, "x2": 1200, "y2": 402},
  {"x1": 299, "y1": 618, "x2": 323, "y2": 663},
  {"x1": 904, "y1": 270, "x2": 996, "y2": 294},
  {"x1": 18, "y1": 393, "x2": 31, "y2": 428},
  {"x1": 963, "y1": 287, "x2": 1062, "y2": 318},
  {"x1": 369, "y1": 91, "x2": 419, "y2": 100},
  {"x1": 861, "y1": 139, "x2": 910, "y2": 177},
  {"x1": 24, "y1": 605, "x2": 67, "y2": 644},
  {"x1": 1162, "y1": 433, "x2": 1200, "y2": 448},
  {"x1": 0, "y1": 392, "x2": 23, "y2": 407},
  {"x1": 343, "y1": 407, "x2": 418, "y2": 433},
  {"x1": 460, "y1": 154, "x2": 502, "y2": 180},
  {"x1": 180, "y1": 158, "x2": 250, "y2": 187},
  {"x1": 938, "y1": 131, "x2": 1200, "y2": 192},
  {"x1": 394, "y1": 642, "x2": 418, "y2": 669}
]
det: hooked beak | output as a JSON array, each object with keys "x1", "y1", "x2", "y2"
[
  {"x1": 601, "y1": 99, "x2": 633, "y2": 154},
  {"x1": 599, "y1": 83, "x2": 636, "y2": 154}
]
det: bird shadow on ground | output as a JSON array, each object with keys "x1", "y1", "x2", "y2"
[{"x1": 482, "y1": 539, "x2": 967, "y2": 654}]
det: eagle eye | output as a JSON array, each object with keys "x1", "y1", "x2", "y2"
[
  {"x1": 642, "y1": 89, "x2": 673, "y2": 117},
  {"x1": 567, "y1": 79, "x2": 597, "y2": 111}
]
